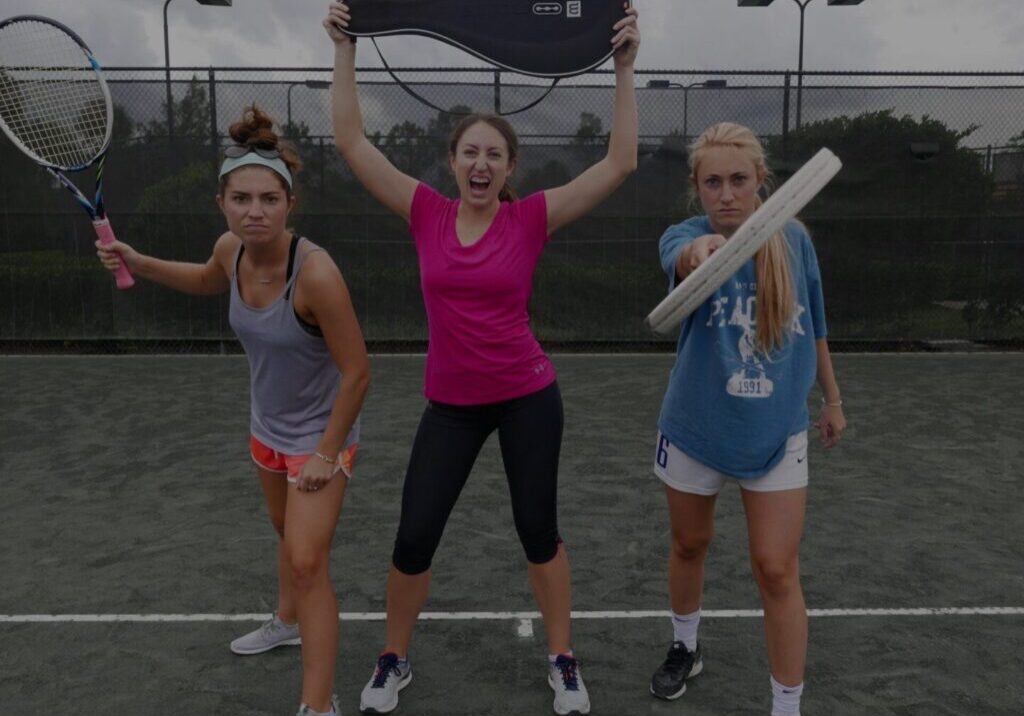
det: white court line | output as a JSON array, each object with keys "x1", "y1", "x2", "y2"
[
  {"x1": 2, "y1": 607, "x2": 1023, "y2": 624},
  {"x1": 516, "y1": 618, "x2": 535, "y2": 638}
]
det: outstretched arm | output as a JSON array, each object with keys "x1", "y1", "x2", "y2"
[
  {"x1": 95, "y1": 233, "x2": 233, "y2": 296},
  {"x1": 325, "y1": 2, "x2": 418, "y2": 222},
  {"x1": 545, "y1": 4, "x2": 639, "y2": 235}
]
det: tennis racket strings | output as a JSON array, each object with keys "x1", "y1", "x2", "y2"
[{"x1": 0, "y1": 17, "x2": 110, "y2": 171}]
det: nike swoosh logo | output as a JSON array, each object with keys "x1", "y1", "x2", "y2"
[{"x1": 797, "y1": 456, "x2": 806, "y2": 463}]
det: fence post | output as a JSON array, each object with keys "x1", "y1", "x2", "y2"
[
  {"x1": 319, "y1": 137, "x2": 326, "y2": 201},
  {"x1": 208, "y1": 68, "x2": 219, "y2": 165},
  {"x1": 494, "y1": 70, "x2": 501, "y2": 114},
  {"x1": 782, "y1": 71, "x2": 791, "y2": 159}
]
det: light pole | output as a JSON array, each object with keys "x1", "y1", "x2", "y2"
[
  {"x1": 738, "y1": 0, "x2": 864, "y2": 129},
  {"x1": 286, "y1": 80, "x2": 331, "y2": 133},
  {"x1": 647, "y1": 79, "x2": 728, "y2": 145},
  {"x1": 163, "y1": 0, "x2": 233, "y2": 139}
]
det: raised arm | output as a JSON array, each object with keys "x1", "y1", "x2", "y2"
[
  {"x1": 324, "y1": 2, "x2": 418, "y2": 222},
  {"x1": 95, "y1": 232, "x2": 233, "y2": 296},
  {"x1": 545, "y1": 4, "x2": 639, "y2": 235}
]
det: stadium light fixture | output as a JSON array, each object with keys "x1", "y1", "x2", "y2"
[
  {"x1": 163, "y1": 0, "x2": 234, "y2": 138},
  {"x1": 738, "y1": 0, "x2": 865, "y2": 129},
  {"x1": 647, "y1": 79, "x2": 729, "y2": 143},
  {"x1": 287, "y1": 80, "x2": 332, "y2": 131}
]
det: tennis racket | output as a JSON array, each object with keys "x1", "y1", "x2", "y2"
[
  {"x1": 344, "y1": 0, "x2": 629, "y2": 78},
  {"x1": 645, "y1": 147, "x2": 842, "y2": 335},
  {"x1": 0, "y1": 15, "x2": 133, "y2": 288}
]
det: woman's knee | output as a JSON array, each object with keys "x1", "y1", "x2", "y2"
[
  {"x1": 670, "y1": 530, "x2": 712, "y2": 562},
  {"x1": 519, "y1": 528, "x2": 561, "y2": 565},
  {"x1": 285, "y1": 545, "x2": 329, "y2": 588},
  {"x1": 391, "y1": 532, "x2": 438, "y2": 576},
  {"x1": 751, "y1": 555, "x2": 800, "y2": 598}
]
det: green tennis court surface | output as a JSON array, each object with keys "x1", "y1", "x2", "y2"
[{"x1": 2, "y1": 354, "x2": 1022, "y2": 715}]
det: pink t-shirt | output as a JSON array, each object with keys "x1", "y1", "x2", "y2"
[{"x1": 410, "y1": 182, "x2": 556, "y2": 405}]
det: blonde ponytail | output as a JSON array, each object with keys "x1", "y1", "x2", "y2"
[{"x1": 689, "y1": 123, "x2": 796, "y2": 352}]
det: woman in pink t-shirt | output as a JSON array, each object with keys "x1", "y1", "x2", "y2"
[{"x1": 324, "y1": 3, "x2": 639, "y2": 714}]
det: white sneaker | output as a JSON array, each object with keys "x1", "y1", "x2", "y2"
[
  {"x1": 296, "y1": 694, "x2": 341, "y2": 716},
  {"x1": 359, "y1": 652, "x2": 412, "y2": 714},
  {"x1": 548, "y1": 654, "x2": 590, "y2": 716},
  {"x1": 230, "y1": 613, "x2": 301, "y2": 655}
]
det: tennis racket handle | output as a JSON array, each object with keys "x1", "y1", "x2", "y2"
[{"x1": 92, "y1": 218, "x2": 135, "y2": 289}]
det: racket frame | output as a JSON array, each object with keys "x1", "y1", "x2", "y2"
[
  {"x1": 645, "y1": 147, "x2": 842, "y2": 335},
  {"x1": 343, "y1": 0, "x2": 632, "y2": 79},
  {"x1": 0, "y1": 15, "x2": 131, "y2": 288}
]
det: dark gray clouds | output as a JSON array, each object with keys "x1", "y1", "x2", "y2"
[{"x1": 1, "y1": 0, "x2": 1022, "y2": 72}]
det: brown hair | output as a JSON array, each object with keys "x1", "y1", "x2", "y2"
[
  {"x1": 220, "y1": 104, "x2": 302, "y2": 198},
  {"x1": 688, "y1": 122, "x2": 795, "y2": 353},
  {"x1": 448, "y1": 113, "x2": 519, "y2": 202}
]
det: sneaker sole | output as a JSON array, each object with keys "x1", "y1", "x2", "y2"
[
  {"x1": 649, "y1": 658, "x2": 704, "y2": 701},
  {"x1": 359, "y1": 671, "x2": 412, "y2": 715},
  {"x1": 229, "y1": 636, "x2": 302, "y2": 655},
  {"x1": 547, "y1": 675, "x2": 591, "y2": 716}
]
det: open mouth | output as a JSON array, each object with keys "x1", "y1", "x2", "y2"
[{"x1": 469, "y1": 176, "x2": 491, "y2": 196}]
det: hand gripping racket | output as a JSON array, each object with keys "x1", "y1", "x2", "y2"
[
  {"x1": 0, "y1": 15, "x2": 133, "y2": 288},
  {"x1": 645, "y1": 148, "x2": 841, "y2": 335}
]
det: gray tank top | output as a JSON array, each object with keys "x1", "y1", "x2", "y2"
[{"x1": 229, "y1": 237, "x2": 360, "y2": 455}]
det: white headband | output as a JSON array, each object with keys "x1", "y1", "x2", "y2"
[{"x1": 219, "y1": 152, "x2": 293, "y2": 189}]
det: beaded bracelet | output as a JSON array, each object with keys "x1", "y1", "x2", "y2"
[
  {"x1": 821, "y1": 397, "x2": 843, "y2": 407},
  {"x1": 314, "y1": 451, "x2": 336, "y2": 464}
]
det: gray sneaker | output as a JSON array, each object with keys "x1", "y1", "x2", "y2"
[
  {"x1": 230, "y1": 613, "x2": 301, "y2": 655},
  {"x1": 548, "y1": 654, "x2": 590, "y2": 716},
  {"x1": 359, "y1": 652, "x2": 412, "y2": 714},
  {"x1": 296, "y1": 694, "x2": 340, "y2": 716}
]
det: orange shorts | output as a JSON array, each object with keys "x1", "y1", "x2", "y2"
[{"x1": 250, "y1": 435, "x2": 357, "y2": 483}]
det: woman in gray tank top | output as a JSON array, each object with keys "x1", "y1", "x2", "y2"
[{"x1": 95, "y1": 105, "x2": 369, "y2": 716}]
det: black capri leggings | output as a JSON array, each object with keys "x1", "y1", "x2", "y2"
[{"x1": 391, "y1": 380, "x2": 564, "y2": 575}]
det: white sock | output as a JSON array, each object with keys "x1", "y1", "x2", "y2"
[
  {"x1": 300, "y1": 705, "x2": 335, "y2": 716},
  {"x1": 548, "y1": 650, "x2": 574, "y2": 664},
  {"x1": 671, "y1": 609, "x2": 701, "y2": 651},
  {"x1": 770, "y1": 675, "x2": 803, "y2": 716}
]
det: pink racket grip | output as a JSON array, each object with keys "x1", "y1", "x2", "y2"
[{"x1": 92, "y1": 218, "x2": 135, "y2": 289}]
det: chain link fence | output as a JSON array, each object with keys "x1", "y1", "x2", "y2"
[{"x1": 2, "y1": 67, "x2": 1022, "y2": 351}]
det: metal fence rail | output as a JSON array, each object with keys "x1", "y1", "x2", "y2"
[{"x1": 2, "y1": 67, "x2": 1022, "y2": 350}]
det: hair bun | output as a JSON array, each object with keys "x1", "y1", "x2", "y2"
[
  {"x1": 228, "y1": 104, "x2": 279, "y2": 149},
  {"x1": 220, "y1": 104, "x2": 304, "y2": 195}
]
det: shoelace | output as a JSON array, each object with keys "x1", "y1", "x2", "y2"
[
  {"x1": 665, "y1": 643, "x2": 695, "y2": 670},
  {"x1": 371, "y1": 653, "x2": 402, "y2": 688},
  {"x1": 261, "y1": 619, "x2": 282, "y2": 639},
  {"x1": 554, "y1": 656, "x2": 580, "y2": 692}
]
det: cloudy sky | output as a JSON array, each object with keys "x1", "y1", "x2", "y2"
[{"x1": 2, "y1": 0, "x2": 1022, "y2": 73}]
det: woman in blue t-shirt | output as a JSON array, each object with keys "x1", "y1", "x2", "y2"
[{"x1": 648, "y1": 123, "x2": 846, "y2": 716}]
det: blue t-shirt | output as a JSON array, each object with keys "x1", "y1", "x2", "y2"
[{"x1": 657, "y1": 216, "x2": 827, "y2": 479}]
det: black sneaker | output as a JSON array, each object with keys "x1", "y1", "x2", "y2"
[{"x1": 650, "y1": 640, "x2": 704, "y2": 700}]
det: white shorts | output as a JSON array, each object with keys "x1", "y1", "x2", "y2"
[{"x1": 654, "y1": 431, "x2": 809, "y2": 495}]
